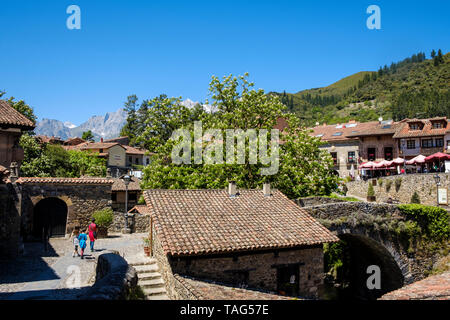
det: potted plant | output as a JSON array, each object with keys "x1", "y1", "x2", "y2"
[
  {"x1": 367, "y1": 183, "x2": 376, "y2": 202},
  {"x1": 143, "y1": 238, "x2": 151, "y2": 256},
  {"x1": 92, "y1": 208, "x2": 114, "y2": 238}
]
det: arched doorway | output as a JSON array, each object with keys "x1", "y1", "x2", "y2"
[
  {"x1": 32, "y1": 198, "x2": 68, "y2": 239},
  {"x1": 322, "y1": 234, "x2": 404, "y2": 300}
]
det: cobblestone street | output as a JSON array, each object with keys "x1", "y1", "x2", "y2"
[{"x1": 0, "y1": 233, "x2": 146, "y2": 300}]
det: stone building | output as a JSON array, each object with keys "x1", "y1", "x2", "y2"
[
  {"x1": 393, "y1": 117, "x2": 449, "y2": 159},
  {"x1": 346, "y1": 119, "x2": 401, "y2": 163},
  {"x1": 144, "y1": 183, "x2": 338, "y2": 299},
  {"x1": 16, "y1": 177, "x2": 114, "y2": 239},
  {"x1": 310, "y1": 120, "x2": 380, "y2": 177},
  {"x1": 0, "y1": 100, "x2": 35, "y2": 168}
]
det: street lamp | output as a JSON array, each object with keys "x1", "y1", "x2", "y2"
[
  {"x1": 121, "y1": 174, "x2": 132, "y2": 233},
  {"x1": 434, "y1": 174, "x2": 441, "y2": 206}
]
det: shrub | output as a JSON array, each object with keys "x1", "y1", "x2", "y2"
[
  {"x1": 377, "y1": 178, "x2": 383, "y2": 187},
  {"x1": 385, "y1": 180, "x2": 392, "y2": 192},
  {"x1": 395, "y1": 178, "x2": 402, "y2": 192},
  {"x1": 92, "y1": 208, "x2": 114, "y2": 228},
  {"x1": 411, "y1": 191, "x2": 421, "y2": 204},
  {"x1": 398, "y1": 204, "x2": 450, "y2": 241},
  {"x1": 138, "y1": 194, "x2": 146, "y2": 205},
  {"x1": 367, "y1": 183, "x2": 375, "y2": 197}
]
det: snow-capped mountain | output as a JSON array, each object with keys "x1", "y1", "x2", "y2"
[{"x1": 35, "y1": 109, "x2": 127, "y2": 141}]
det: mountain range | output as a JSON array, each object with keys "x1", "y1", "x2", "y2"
[{"x1": 35, "y1": 109, "x2": 127, "y2": 141}]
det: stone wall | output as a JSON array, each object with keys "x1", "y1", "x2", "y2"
[
  {"x1": 0, "y1": 183, "x2": 21, "y2": 258},
  {"x1": 169, "y1": 246, "x2": 324, "y2": 299},
  {"x1": 294, "y1": 196, "x2": 345, "y2": 207},
  {"x1": 109, "y1": 211, "x2": 150, "y2": 233},
  {"x1": 346, "y1": 173, "x2": 450, "y2": 205},
  {"x1": 20, "y1": 183, "x2": 112, "y2": 238},
  {"x1": 85, "y1": 251, "x2": 138, "y2": 300}
]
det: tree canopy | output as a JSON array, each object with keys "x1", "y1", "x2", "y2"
[
  {"x1": 135, "y1": 74, "x2": 339, "y2": 199},
  {"x1": 19, "y1": 134, "x2": 106, "y2": 177}
]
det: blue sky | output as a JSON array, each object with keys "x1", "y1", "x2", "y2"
[{"x1": 0, "y1": 0, "x2": 449, "y2": 125}]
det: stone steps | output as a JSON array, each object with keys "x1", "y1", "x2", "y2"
[
  {"x1": 130, "y1": 259, "x2": 169, "y2": 300},
  {"x1": 138, "y1": 272, "x2": 162, "y2": 281},
  {"x1": 139, "y1": 278, "x2": 165, "y2": 288}
]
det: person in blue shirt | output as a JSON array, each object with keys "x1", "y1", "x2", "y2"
[{"x1": 78, "y1": 229, "x2": 88, "y2": 259}]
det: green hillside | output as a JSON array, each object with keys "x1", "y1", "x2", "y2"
[{"x1": 274, "y1": 50, "x2": 450, "y2": 126}]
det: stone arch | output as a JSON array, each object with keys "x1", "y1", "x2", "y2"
[
  {"x1": 32, "y1": 197, "x2": 68, "y2": 238},
  {"x1": 335, "y1": 233, "x2": 404, "y2": 300}
]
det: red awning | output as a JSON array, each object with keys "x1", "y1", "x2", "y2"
[{"x1": 425, "y1": 152, "x2": 450, "y2": 162}]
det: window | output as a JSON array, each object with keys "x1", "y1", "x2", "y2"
[
  {"x1": 348, "y1": 151, "x2": 356, "y2": 163},
  {"x1": 135, "y1": 157, "x2": 139, "y2": 164},
  {"x1": 99, "y1": 149, "x2": 103, "y2": 153},
  {"x1": 330, "y1": 152, "x2": 338, "y2": 165},
  {"x1": 407, "y1": 140, "x2": 416, "y2": 149},
  {"x1": 368, "y1": 148, "x2": 376, "y2": 161},
  {"x1": 129, "y1": 156, "x2": 132, "y2": 163},
  {"x1": 436, "y1": 138, "x2": 444, "y2": 147},
  {"x1": 332, "y1": 132, "x2": 343, "y2": 136},
  {"x1": 432, "y1": 122, "x2": 443, "y2": 129},
  {"x1": 384, "y1": 147, "x2": 393, "y2": 161},
  {"x1": 146, "y1": 158, "x2": 150, "y2": 165},
  {"x1": 422, "y1": 139, "x2": 433, "y2": 148},
  {"x1": 128, "y1": 193, "x2": 137, "y2": 201},
  {"x1": 409, "y1": 123, "x2": 420, "y2": 130},
  {"x1": 111, "y1": 193, "x2": 117, "y2": 202}
]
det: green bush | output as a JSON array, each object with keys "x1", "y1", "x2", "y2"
[
  {"x1": 398, "y1": 204, "x2": 450, "y2": 241},
  {"x1": 395, "y1": 178, "x2": 402, "y2": 192},
  {"x1": 377, "y1": 178, "x2": 383, "y2": 187},
  {"x1": 411, "y1": 191, "x2": 421, "y2": 204},
  {"x1": 92, "y1": 208, "x2": 114, "y2": 228},
  {"x1": 367, "y1": 183, "x2": 375, "y2": 197},
  {"x1": 385, "y1": 180, "x2": 392, "y2": 192}
]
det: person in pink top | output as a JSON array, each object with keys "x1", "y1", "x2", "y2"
[{"x1": 88, "y1": 218, "x2": 98, "y2": 252}]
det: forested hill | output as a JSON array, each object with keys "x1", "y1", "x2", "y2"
[{"x1": 272, "y1": 50, "x2": 449, "y2": 126}]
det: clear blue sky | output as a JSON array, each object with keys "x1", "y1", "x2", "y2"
[{"x1": 1, "y1": 0, "x2": 449, "y2": 125}]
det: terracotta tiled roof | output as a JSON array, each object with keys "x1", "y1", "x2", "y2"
[
  {"x1": 16, "y1": 177, "x2": 114, "y2": 185},
  {"x1": 124, "y1": 145, "x2": 147, "y2": 155},
  {"x1": 35, "y1": 135, "x2": 64, "y2": 144},
  {"x1": 346, "y1": 120, "x2": 401, "y2": 137},
  {"x1": 128, "y1": 205, "x2": 150, "y2": 215},
  {"x1": 80, "y1": 142, "x2": 124, "y2": 150},
  {"x1": 310, "y1": 121, "x2": 381, "y2": 142},
  {"x1": 0, "y1": 100, "x2": 35, "y2": 129},
  {"x1": 144, "y1": 189, "x2": 338, "y2": 257},
  {"x1": 111, "y1": 177, "x2": 141, "y2": 191},
  {"x1": 63, "y1": 137, "x2": 86, "y2": 146},
  {"x1": 393, "y1": 118, "x2": 449, "y2": 139}
]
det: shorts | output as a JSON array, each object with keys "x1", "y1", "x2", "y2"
[{"x1": 74, "y1": 245, "x2": 78, "y2": 250}]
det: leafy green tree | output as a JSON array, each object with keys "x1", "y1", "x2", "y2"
[
  {"x1": 19, "y1": 134, "x2": 106, "y2": 177},
  {"x1": 431, "y1": 49, "x2": 436, "y2": 58},
  {"x1": 120, "y1": 95, "x2": 139, "y2": 144},
  {"x1": 141, "y1": 74, "x2": 339, "y2": 199},
  {"x1": 82, "y1": 130, "x2": 95, "y2": 142}
]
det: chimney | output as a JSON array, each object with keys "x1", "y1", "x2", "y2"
[
  {"x1": 263, "y1": 183, "x2": 271, "y2": 197},
  {"x1": 322, "y1": 123, "x2": 327, "y2": 127},
  {"x1": 101, "y1": 138, "x2": 104, "y2": 143},
  {"x1": 228, "y1": 181, "x2": 237, "y2": 197}
]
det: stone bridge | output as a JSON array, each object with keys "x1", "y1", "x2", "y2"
[{"x1": 297, "y1": 198, "x2": 443, "y2": 299}]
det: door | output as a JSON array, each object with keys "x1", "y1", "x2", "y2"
[
  {"x1": 33, "y1": 198, "x2": 68, "y2": 238},
  {"x1": 277, "y1": 264, "x2": 300, "y2": 296}
]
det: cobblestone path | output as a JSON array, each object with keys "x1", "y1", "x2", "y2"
[{"x1": 0, "y1": 233, "x2": 146, "y2": 300}]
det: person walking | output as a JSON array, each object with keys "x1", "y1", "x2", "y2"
[
  {"x1": 70, "y1": 227, "x2": 80, "y2": 257},
  {"x1": 78, "y1": 229, "x2": 88, "y2": 259},
  {"x1": 88, "y1": 219, "x2": 98, "y2": 252}
]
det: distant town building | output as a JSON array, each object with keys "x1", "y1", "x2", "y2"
[{"x1": 310, "y1": 120, "x2": 380, "y2": 177}]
